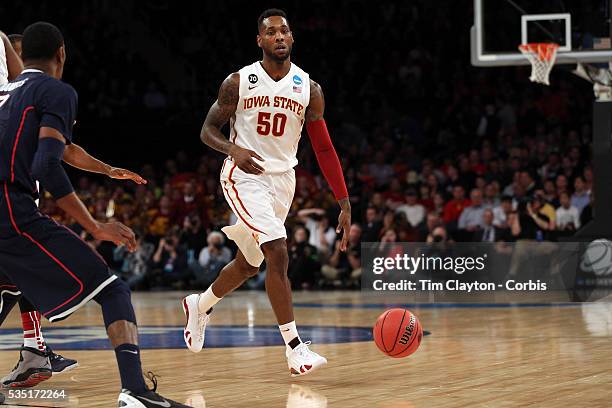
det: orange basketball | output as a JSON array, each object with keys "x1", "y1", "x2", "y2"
[{"x1": 373, "y1": 308, "x2": 423, "y2": 358}]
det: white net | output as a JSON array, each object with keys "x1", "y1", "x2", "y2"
[{"x1": 518, "y1": 43, "x2": 560, "y2": 86}]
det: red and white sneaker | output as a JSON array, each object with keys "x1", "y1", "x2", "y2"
[
  {"x1": 181, "y1": 294, "x2": 210, "y2": 353},
  {"x1": 286, "y1": 341, "x2": 327, "y2": 377}
]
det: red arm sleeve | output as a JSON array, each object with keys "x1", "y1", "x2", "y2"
[{"x1": 306, "y1": 119, "x2": 348, "y2": 200}]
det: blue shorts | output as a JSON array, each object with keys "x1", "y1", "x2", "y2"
[{"x1": 0, "y1": 184, "x2": 117, "y2": 322}]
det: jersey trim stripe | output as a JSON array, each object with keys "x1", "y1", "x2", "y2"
[
  {"x1": 10, "y1": 106, "x2": 35, "y2": 182},
  {"x1": 3, "y1": 183, "x2": 85, "y2": 317}
]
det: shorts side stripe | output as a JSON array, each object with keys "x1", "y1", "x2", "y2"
[
  {"x1": 221, "y1": 181, "x2": 266, "y2": 235},
  {"x1": 228, "y1": 163, "x2": 253, "y2": 218},
  {"x1": 48, "y1": 275, "x2": 117, "y2": 322},
  {"x1": 3, "y1": 184, "x2": 85, "y2": 317}
]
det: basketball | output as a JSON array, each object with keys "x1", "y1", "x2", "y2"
[{"x1": 373, "y1": 309, "x2": 423, "y2": 358}]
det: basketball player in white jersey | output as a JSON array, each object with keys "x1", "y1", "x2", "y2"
[{"x1": 182, "y1": 9, "x2": 351, "y2": 376}]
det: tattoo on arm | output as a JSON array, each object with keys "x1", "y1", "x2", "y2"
[
  {"x1": 305, "y1": 79, "x2": 325, "y2": 123},
  {"x1": 200, "y1": 73, "x2": 240, "y2": 155}
]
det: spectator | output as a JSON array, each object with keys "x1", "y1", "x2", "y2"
[
  {"x1": 147, "y1": 195, "x2": 174, "y2": 238},
  {"x1": 321, "y1": 224, "x2": 362, "y2": 286},
  {"x1": 174, "y1": 180, "x2": 202, "y2": 225},
  {"x1": 114, "y1": 232, "x2": 155, "y2": 289},
  {"x1": 195, "y1": 231, "x2": 232, "y2": 287},
  {"x1": 369, "y1": 151, "x2": 394, "y2": 188},
  {"x1": 518, "y1": 170, "x2": 537, "y2": 197},
  {"x1": 442, "y1": 185, "x2": 469, "y2": 226},
  {"x1": 379, "y1": 210, "x2": 397, "y2": 239},
  {"x1": 493, "y1": 195, "x2": 514, "y2": 228},
  {"x1": 426, "y1": 225, "x2": 450, "y2": 243},
  {"x1": 431, "y1": 192, "x2": 446, "y2": 217},
  {"x1": 458, "y1": 189, "x2": 487, "y2": 232},
  {"x1": 419, "y1": 212, "x2": 442, "y2": 241},
  {"x1": 383, "y1": 179, "x2": 405, "y2": 208},
  {"x1": 556, "y1": 191, "x2": 580, "y2": 234},
  {"x1": 395, "y1": 189, "x2": 426, "y2": 228},
  {"x1": 297, "y1": 208, "x2": 337, "y2": 256},
  {"x1": 483, "y1": 183, "x2": 499, "y2": 207},
  {"x1": 542, "y1": 179, "x2": 558, "y2": 206},
  {"x1": 474, "y1": 209, "x2": 510, "y2": 242},
  {"x1": 580, "y1": 192, "x2": 594, "y2": 228},
  {"x1": 571, "y1": 176, "x2": 590, "y2": 215},
  {"x1": 510, "y1": 200, "x2": 551, "y2": 241},
  {"x1": 287, "y1": 226, "x2": 321, "y2": 290},
  {"x1": 180, "y1": 213, "x2": 207, "y2": 255},
  {"x1": 362, "y1": 206, "x2": 382, "y2": 242},
  {"x1": 150, "y1": 234, "x2": 190, "y2": 288},
  {"x1": 533, "y1": 190, "x2": 556, "y2": 227},
  {"x1": 555, "y1": 174, "x2": 569, "y2": 196}
]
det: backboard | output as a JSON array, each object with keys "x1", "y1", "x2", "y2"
[{"x1": 471, "y1": 0, "x2": 612, "y2": 66}]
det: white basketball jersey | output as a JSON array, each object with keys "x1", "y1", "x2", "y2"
[
  {"x1": 230, "y1": 62, "x2": 310, "y2": 174},
  {"x1": 0, "y1": 38, "x2": 8, "y2": 85}
]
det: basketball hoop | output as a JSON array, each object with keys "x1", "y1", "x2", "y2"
[{"x1": 518, "y1": 43, "x2": 560, "y2": 85}]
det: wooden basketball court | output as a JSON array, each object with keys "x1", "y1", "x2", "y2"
[{"x1": 0, "y1": 291, "x2": 610, "y2": 407}]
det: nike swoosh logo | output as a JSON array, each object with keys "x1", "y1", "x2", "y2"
[
  {"x1": 281, "y1": 328, "x2": 290, "y2": 332},
  {"x1": 248, "y1": 85, "x2": 258, "y2": 90},
  {"x1": 138, "y1": 396, "x2": 171, "y2": 407},
  {"x1": 120, "y1": 350, "x2": 139, "y2": 355}
]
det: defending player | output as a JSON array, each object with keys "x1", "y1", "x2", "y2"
[
  {"x1": 0, "y1": 22, "x2": 190, "y2": 407},
  {"x1": 0, "y1": 28, "x2": 80, "y2": 387},
  {"x1": 182, "y1": 9, "x2": 351, "y2": 376}
]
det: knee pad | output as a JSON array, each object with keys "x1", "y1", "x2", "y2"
[{"x1": 94, "y1": 278, "x2": 136, "y2": 328}]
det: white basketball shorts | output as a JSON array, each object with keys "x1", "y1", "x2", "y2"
[{"x1": 219, "y1": 158, "x2": 295, "y2": 267}]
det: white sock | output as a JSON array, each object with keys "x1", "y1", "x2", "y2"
[
  {"x1": 23, "y1": 332, "x2": 40, "y2": 350},
  {"x1": 279, "y1": 321, "x2": 301, "y2": 349},
  {"x1": 197, "y1": 286, "x2": 221, "y2": 314}
]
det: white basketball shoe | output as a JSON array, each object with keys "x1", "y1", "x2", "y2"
[
  {"x1": 286, "y1": 342, "x2": 327, "y2": 377},
  {"x1": 181, "y1": 294, "x2": 210, "y2": 353}
]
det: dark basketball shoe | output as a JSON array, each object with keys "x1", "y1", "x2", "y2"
[
  {"x1": 46, "y1": 345, "x2": 79, "y2": 374},
  {"x1": 1, "y1": 346, "x2": 52, "y2": 388},
  {"x1": 117, "y1": 372, "x2": 192, "y2": 407}
]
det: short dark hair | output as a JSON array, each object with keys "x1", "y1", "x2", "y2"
[
  {"x1": 8, "y1": 34, "x2": 22, "y2": 47},
  {"x1": 22, "y1": 22, "x2": 63, "y2": 62},
  {"x1": 258, "y1": 8, "x2": 288, "y2": 31}
]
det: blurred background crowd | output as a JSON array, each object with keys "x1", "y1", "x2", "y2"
[{"x1": 1, "y1": 0, "x2": 597, "y2": 290}]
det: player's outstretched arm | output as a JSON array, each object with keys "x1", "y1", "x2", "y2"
[
  {"x1": 34, "y1": 127, "x2": 137, "y2": 251},
  {"x1": 63, "y1": 143, "x2": 146, "y2": 184},
  {"x1": 305, "y1": 79, "x2": 351, "y2": 251},
  {"x1": 201, "y1": 73, "x2": 265, "y2": 175},
  {"x1": 0, "y1": 31, "x2": 23, "y2": 80}
]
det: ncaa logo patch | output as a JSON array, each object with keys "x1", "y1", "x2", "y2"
[
  {"x1": 248, "y1": 74, "x2": 258, "y2": 84},
  {"x1": 292, "y1": 75, "x2": 302, "y2": 85}
]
